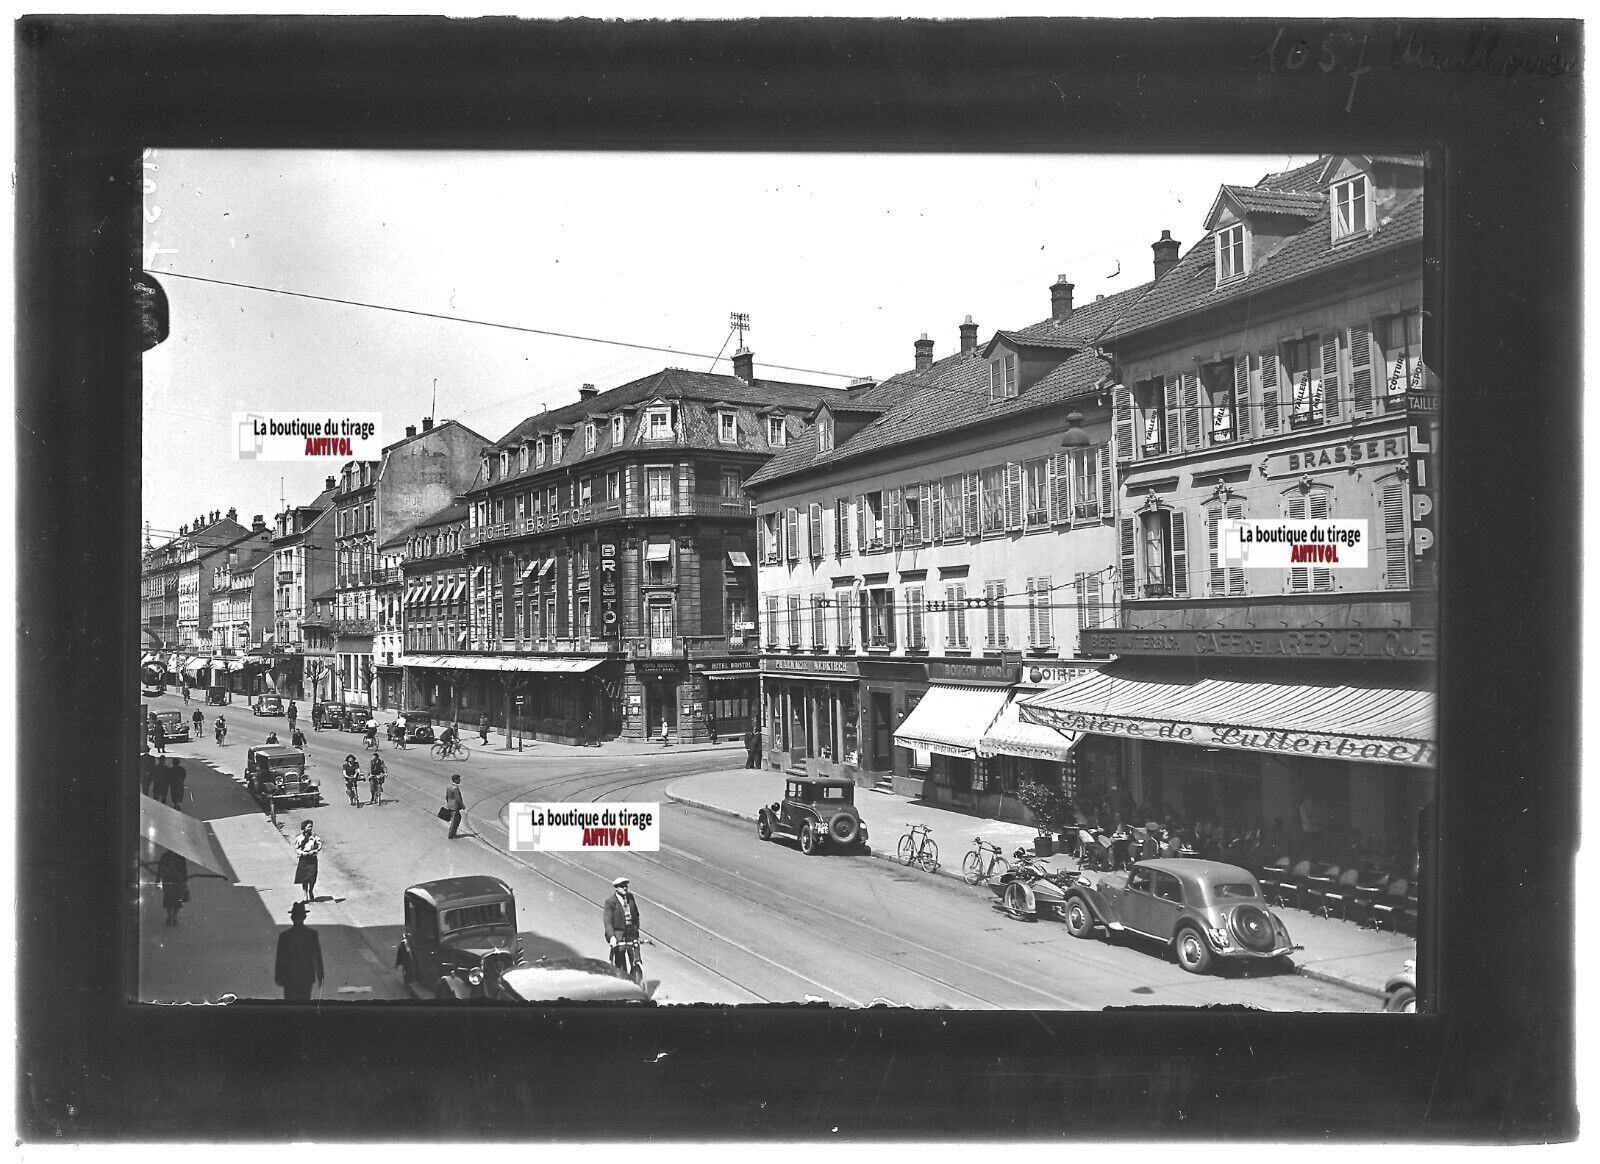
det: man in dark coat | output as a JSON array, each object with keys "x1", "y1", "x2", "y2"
[
  {"x1": 274, "y1": 901, "x2": 324, "y2": 1001},
  {"x1": 744, "y1": 725, "x2": 761, "y2": 770},
  {"x1": 602, "y1": 876, "x2": 642, "y2": 973}
]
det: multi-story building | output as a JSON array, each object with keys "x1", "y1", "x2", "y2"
[
  {"x1": 372, "y1": 527, "x2": 411, "y2": 708},
  {"x1": 405, "y1": 356, "x2": 850, "y2": 742},
  {"x1": 141, "y1": 530, "x2": 184, "y2": 674},
  {"x1": 330, "y1": 416, "x2": 486, "y2": 711},
  {"x1": 208, "y1": 518, "x2": 273, "y2": 694},
  {"x1": 397, "y1": 500, "x2": 469, "y2": 719},
  {"x1": 744, "y1": 278, "x2": 1149, "y2": 821},
  {"x1": 266, "y1": 478, "x2": 337, "y2": 700},
  {"x1": 1020, "y1": 155, "x2": 1436, "y2": 865}
]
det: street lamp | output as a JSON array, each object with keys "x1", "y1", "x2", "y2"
[{"x1": 1060, "y1": 410, "x2": 1092, "y2": 449}]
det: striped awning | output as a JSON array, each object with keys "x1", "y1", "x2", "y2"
[
  {"x1": 727, "y1": 550, "x2": 752, "y2": 567},
  {"x1": 520, "y1": 560, "x2": 540, "y2": 579},
  {"x1": 1017, "y1": 659, "x2": 1436, "y2": 768},
  {"x1": 978, "y1": 695, "x2": 1081, "y2": 762},
  {"x1": 893, "y1": 684, "x2": 1010, "y2": 760},
  {"x1": 398, "y1": 654, "x2": 604, "y2": 674},
  {"x1": 447, "y1": 580, "x2": 465, "y2": 602}
]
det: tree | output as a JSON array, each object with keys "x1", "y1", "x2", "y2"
[{"x1": 1017, "y1": 779, "x2": 1067, "y2": 838}]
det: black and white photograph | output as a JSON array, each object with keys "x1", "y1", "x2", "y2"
[{"x1": 18, "y1": 13, "x2": 1579, "y2": 1142}]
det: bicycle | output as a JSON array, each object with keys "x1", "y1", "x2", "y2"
[
  {"x1": 962, "y1": 837, "x2": 1011, "y2": 886},
  {"x1": 431, "y1": 739, "x2": 471, "y2": 761},
  {"x1": 213, "y1": 721, "x2": 227, "y2": 746},
  {"x1": 345, "y1": 776, "x2": 364, "y2": 808},
  {"x1": 612, "y1": 936, "x2": 652, "y2": 986},
  {"x1": 896, "y1": 823, "x2": 939, "y2": 873}
]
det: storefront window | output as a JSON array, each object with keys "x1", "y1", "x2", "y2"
[{"x1": 840, "y1": 691, "x2": 859, "y2": 764}]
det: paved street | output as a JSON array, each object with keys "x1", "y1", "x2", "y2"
[{"x1": 141, "y1": 694, "x2": 1384, "y2": 1010}]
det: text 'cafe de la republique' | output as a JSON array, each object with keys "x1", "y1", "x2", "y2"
[{"x1": 748, "y1": 154, "x2": 1438, "y2": 871}]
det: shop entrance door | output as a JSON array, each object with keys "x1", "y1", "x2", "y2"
[
  {"x1": 871, "y1": 692, "x2": 893, "y2": 771},
  {"x1": 646, "y1": 681, "x2": 677, "y2": 734}
]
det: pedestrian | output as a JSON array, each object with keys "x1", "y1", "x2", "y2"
[
  {"x1": 274, "y1": 901, "x2": 324, "y2": 1001},
  {"x1": 582, "y1": 712, "x2": 599, "y2": 747},
  {"x1": 311, "y1": 703, "x2": 323, "y2": 731},
  {"x1": 293, "y1": 820, "x2": 322, "y2": 902},
  {"x1": 287, "y1": 700, "x2": 298, "y2": 732},
  {"x1": 744, "y1": 724, "x2": 762, "y2": 769},
  {"x1": 706, "y1": 712, "x2": 719, "y2": 745},
  {"x1": 290, "y1": 725, "x2": 307, "y2": 749},
  {"x1": 265, "y1": 730, "x2": 280, "y2": 745},
  {"x1": 167, "y1": 758, "x2": 187, "y2": 810},
  {"x1": 182, "y1": 682, "x2": 190, "y2": 705},
  {"x1": 478, "y1": 714, "x2": 490, "y2": 746},
  {"x1": 140, "y1": 748, "x2": 156, "y2": 797},
  {"x1": 602, "y1": 876, "x2": 643, "y2": 974},
  {"x1": 368, "y1": 752, "x2": 387, "y2": 806},
  {"x1": 150, "y1": 718, "x2": 167, "y2": 757},
  {"x1": 444, "y1": 773, "x2": 465, "y2": 839},
  {"x1": 151, "y1": 757, "x2": 172, "y2": 806},
  {"x1": 155, "y1": 849, "x2": 189, "y2": 926},
  {"x1": 658, "y1": 717, "x2": 670, "y2": 747}
]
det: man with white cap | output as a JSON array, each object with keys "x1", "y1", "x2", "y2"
[{"x1": 602, "y1": 875, "x2": 642, "y2": 973}]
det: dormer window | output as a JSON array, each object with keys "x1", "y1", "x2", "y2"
[
  {"x1": 646, "y1": 407, "x2": 672, "y2": 440},
  {"x1": 498, "y1": 451, "x2": 509, "y2": 478},
  {"x1": 551, "y1": 433, "x2": 565, "y2": 461},
  {"x1": 518, "y1": 446, "x2": 529, "y2": 473},
  {"x1": 767, "y1": 416, "x2": 786, "y2": 446},
  {"x1": 1332, "y1": 174, "x2": 1369, "y2": 241},
  {"x1": 585, "y1": 422, "x2": 596, "y2": 453},
  {"x1": 988, "y1": 353, "x2": 1017, "y2": 401},
  {"x1": 718, "y1": 411, "x2": 737, "y2": 443},
  {"x1": 479, "y1": 455, "x2": 490, "y2": 480},
  {"x1": 536, "y1": 437, "x2": 547, "y2": 468},
  {"x1": 1216, "y1": 223, "x2": 1246, "y2": 282},
  {"x1": 612, "y1": 415, "x2": 626, "y2": 445},
  {"x1": 817, "y1": 412, "x2": 834, "y2": 452}
]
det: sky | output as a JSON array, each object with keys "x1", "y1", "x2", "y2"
[{"x1": 141, "y1": 149, "x2": 1317, "y2": 545}]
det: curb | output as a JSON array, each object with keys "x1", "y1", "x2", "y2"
[{"x1": 664, "y1": 785, "x2": 1389, "y2": 1000}]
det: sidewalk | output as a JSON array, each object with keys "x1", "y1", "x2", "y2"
[{"x1": 663, "y1": 767, "x2": 1416, "y2": 1001}]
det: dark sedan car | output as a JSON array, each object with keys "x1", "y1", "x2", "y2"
[
  {"x1": 396, "y1": 876, "x2": 524, "y2": 997},
  {"x1": 151, "y1": 709, "x2": 190, "y2": 743}
]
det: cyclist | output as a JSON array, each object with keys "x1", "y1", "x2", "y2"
[
  {"x1": 342, "y1": 754, "x2": 363, "y2": 808},
  {"x1": 392, "y1": 714, "x2": 409, "y2": 750},
  {"x1": 363, "y1": 715, "x2": 379, "y2": 752},
  {"x1": 367, "y1": 752, "x2": 387, "y2": 806},
  {"x1": 602, "y1": 876, "x2": 643, "y2": 977},
  {"x1": 214, "y1": 715, "x2": 228, "y2": 745},
  {"x1": 191, "y1": 708, "x2": 204, "y2": 738},
  {"x1": 438, "y1": 722, "x2": 460, "y2": 758},
  {"x1": 265, "y1": 730, "x2": 280, "y2": 745},
  {"x1": 290, "y1": 725, "x2": 307, "y2": 749}
]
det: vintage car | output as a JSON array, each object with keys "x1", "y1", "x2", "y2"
[
  {"x1": 151, "y1": 709, "x2": 190, "y2": 743},
  {"x1": 340, "y1": 706, "x2": 375, "y2": 733},
  {"x1": 1383, "y1": 958, "x2": 1418, "y2": 1012},
  {"x1": 435, "y1": 956, "x2": 651, "y2": 1003},
  {"x1": 141, "y1": 679, "x2": 166, "y2": 697},
  {"x1": 390, "y1": 714, "x2": 436, "y2": 744},
  {"x1": 1056, "y1": 858, "x2": 1299, "y2": 975},
  {"x1": 251, "y1": 693, "x2": 284, "y2": 717},
  {"x1": 205, "y1": 685, "x2": 231, "y2": 706},
  {"x1": 244, "y1": 744, "x2": 320, "y2": 809},
  {"x1": 756, "y1": 776, "x2": 870, "y2": 856},
  {"x1": 395, "y1": 876, "x2": 525, "y2": 997}
]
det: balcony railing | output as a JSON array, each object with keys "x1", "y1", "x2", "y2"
[
  {"x1": 463, "y1": 493, "x2": 756, "y2": 548},
  {"x1": 374, "y1": 566, "x2": 403, "y2": 585},
  {"x1": 277, "y1": 571, "x2": 295, "y2": 584}
]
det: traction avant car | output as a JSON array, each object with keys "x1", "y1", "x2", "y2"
[
  {"x1": 1024, "y1": 857, "x2": 1300, "y2": 976},
  {"x1": 757, "y1": 776, "x2": 870, "y2": 856}
]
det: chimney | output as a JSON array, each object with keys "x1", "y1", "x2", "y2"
[
  {"x1": 914, "y1": 333, "x2": 934, "y2": 372},
  {"x1": 1050, "y1": 275, "x2": 1074, "y2": 322},
  {"x1": 959, "y1": 316, "x2": 978, "y2": 355},
  {"x1": 325, "y1": 476, "x2": 337, "y2": 491},
  {"x1": 252, "y1": 514, "x2": 267, "y2": 532},
  {"x1": 226, "y1": 507, "x2": 237, "y2": 522},
  {"x1": 421, "y1": 416, "x2": 434, "y2": 431},
  {"x1": 732, "y1": 347, "x2": 754, "y2": 382},
  {"x1": 1152, "y1": 230, "x2": 1181, "y2": 281},
  {"x1": 179, "y1": 524, "x2": 188, "y2": 536},
  {"x1": 578, "y1": 383, "x2": 598, "y2": 401},
  {"x1": 405, "y1": 425, "x2": 417, "y2": 438}
]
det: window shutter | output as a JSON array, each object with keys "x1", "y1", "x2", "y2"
[
  {"x1": 1287, "y1": 495, "x2": 1308, "y2": 592},
  {"x1": 1259, "y1": 348, "x2": 1281, "y2": 435},
  {"x1": 1097, "y1": 446, "x2": 1113, "y2": 520},
  {"x1": 1048, "y1": 453, "x2": 1069, "y2": 524},
  {"x1": 1112, "y1": 383, "x2": 1135, "y2": 463},
  {"x1": 1233, "y1": 355, "x2": 1253, "y2": 440},
  {"x1": 1349, "y1": 325, "x2": 1374, "y2": 416},
  {"x1": 808, "y1": 503, "x2": 822, "y2": 557},
  {"x1": 1181, "y1": 372, "x2": 1202, "y2": 450},
  {"x1": 908, "y1": 586, "x2": 924, "y2": 649},
  {"x1": 1005, "y1": 462, "x2": 1023, "y2": 530},
  {"x1": 1086, "y1": 571, "x2": 1102, "y2": 630},
  {"x1": 1308, "y1": 490, "x2": 1332, "y2": 591},
  {"x1": 1034, "y1": 576, "x2": 1053, "y2": 646},
  {"x1": 1169, "y1": 510, "x2": 1189, "y2": 599},
  {"x1": 1075, "y1": 573, "x2": 1088, "y2": 631},
  {"x1": 919, "y1": 483, "x2": 934, "y2": 543},
  {"x1": 1320, "y1": 335, "x2": 1343, "y2": 423},
  {"x1": 1162, "y1": 376, "x2": 1182, "y2": 454},
  {"x1": 1119, "y1": 516, "x2": 1137, "y2": 598},
  {"x1": 925, "y1": 481, "x2": 939, "y2": 543},
  {"x1": 1226, "y1": 500, "x2": 1246, "y2": 595},
  {"x1": 1383, "y1": 481, "x2": 1409, "y2": 589},
  {"x1": 856, "y1": 494, "x2": 869, "y2": 552},
  {"x1": 963, "y1": 472, "x2": 980, "y2": 536},
  {"x1": 886, "y1": 487, "x2": 903, "y2": 547},
  {"x1": 1026, "y1": 578, "x2": 1040, "y2": 646},
  {"x1": 758, "y1": 516, "x2": 770, "y2": 563},
  {"x1": 1207, "y1": 508, "x2": 1224, "y2": 596},
  {"x1": 785, "y1": 508, "x2": 799, "y2": 561}
]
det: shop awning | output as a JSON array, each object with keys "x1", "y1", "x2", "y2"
[
  {"x1": 727, "y1": 550, "x2": 751, "y2": 567},
  {"x1": 1016, "y1": 659, "x2": 1437, "y2": 768},
  {"x1": 447, "y1": 580, "x2": 465, "y2": 602},
  {"x1": 979, "y1": 696, "x2": 1082, "y2": 762},
  {"x1": 226, "y1": 658, "x2": 247, "y2": 672},
  {"x1": 704, "y1": 668, "x2": 761, "y2": 679},
  {"x1": 538, "y1": 559, "x2": 556, "y2": 577},
  {"x1": 182, "y1": 657, "x2": 209, "y2": 675},
  {"x1": 405, "y1": 586, "x2": 422, "y2": 604},
  {"x1": 139, "y1": 794, "x2": 230, "y2": 877},
  {"x1": 520, "y1": 560, "x2": 540, "y2": 580},
  {"x1": 645, "y1": 541, "x2": 672, "y2": 563},
  {"x1": 893, "y1": 684, "x2": 1010, "y2": 760},
  {"x1": 398, "y1": 654, "x2": 605, "y2": 674}
]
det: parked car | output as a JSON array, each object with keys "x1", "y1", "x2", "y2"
[
  {"x1": 244, "y1": 745, "x2": 320, "y2": 809},
  {"x1": 251, "y1": 693, "x2": 284, "y2": 717},
  {"x1": 151, "y1": 709, "x2": 190, "y2": 743},
  {"x1": 1057, "y1": 858, "x2": 1299, "y2": 975},
  {"x1": 756, "y1": 776, "x2": 870, "y2": 856},
  {"x1": 341, "y1": 707, "x2": 374, "y2": 733},
  {"x1": 205, "y1": 685, "x2": 231, "y2": 706},
  {"x1": 395, "y1": 876, "x2": 525, "y2": 996},
  {"x1": 390, "y1": 715, "x2": 436, "y2": 744},
  {"x1": 1383, "y1": 958, "x2": 1417, "y2": 1012},
  {"x1": 436, "y1": 956, "x2": 651, "y2": 1003}
]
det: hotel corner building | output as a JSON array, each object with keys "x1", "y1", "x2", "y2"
[
  {"x1": 401, "y1": 353, "x2": 851, "y2": 741},
  {"x1": 1020, "y1": 155, "x2": 1437, "y2": 864}
]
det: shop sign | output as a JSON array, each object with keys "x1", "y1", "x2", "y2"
[
  {"x1": 1263, "y1": 435, "x2": 1404, "y2": 477},
  {"x1": 926, "y1": 659, "x2": 1017, "y2": 685},
  {"x1": 1408, "y1": 415, "x2": 1439, "y2": 572},
  {"x1": 1080, "y1": 626, "x2": 1435, "y2": 660},
  {"x1": 1024, "y1": 707, "x2": 1436, "y2": 768},
  {"x1": 599, "y1": 546, "x2": 619, "y2": 640},
  {"x1": 698, "y1": 660, "x2": 753, "y2": 673},
  {"x1": 635, "y1": 663, "x2": 681, "y2": 679},
  {"x1": 1015, "y1": 662, "x2": 1103, "y2": 688},
  {"x1": 762, "y1": 656, "x2": 860, "y2": 677}
]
